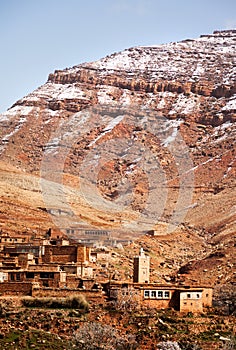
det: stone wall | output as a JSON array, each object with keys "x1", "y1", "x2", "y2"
[
  {"x1": 42, "y1": 245, "x2": 89, "y2": 264},
  {"x1": 43, "y1": 245, "x2": 77, "y2": 264},
  {"x1": 179, "y1": 290, "x2": 203, "y2": 313},
  {"x1": 0, "y1": 282, "x2": 32, "y2": 295},
  {"x1": 179, "y1": 297, "x2": 203, "y2": 313},
  {"x1": 202, "y1": 288, "x2": 213, "y2": 307}
]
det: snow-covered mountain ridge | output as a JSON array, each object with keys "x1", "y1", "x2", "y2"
[{"x1": 61, "y1": 29, "x2": 236, "y2": 86}]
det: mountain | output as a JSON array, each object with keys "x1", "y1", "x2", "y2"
[{"x1": 0, "y1": 30, "x2": 235, "y2": 250}]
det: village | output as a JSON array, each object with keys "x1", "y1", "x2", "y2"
[{"x1": 0, "y1": 228, "x2": 213, "y2": 314}]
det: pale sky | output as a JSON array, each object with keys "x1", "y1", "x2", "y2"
[{"x1": 0, "y1": 0, "x2": 235, "y2": 113}]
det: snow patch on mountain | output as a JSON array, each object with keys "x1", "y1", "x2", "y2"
[
  {"x1": 169, "y1": 94, "x2": 198, "y2": 115},
  {"x1": 222, "y1": 95, "x2": 236, "y2": 111},
  {"x1": 89, "y1": 114, "x2": 125, "y2": 146},
  {"x1": 21, "y1": 83, "x2": 87, "y2": 103}
]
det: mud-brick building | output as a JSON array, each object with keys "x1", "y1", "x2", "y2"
[
  {"x1": 0, "y1": 239, "x2": 93, "y2": 293},
  {"x1": 1, "y1": 243, "x2": 91, "y2": 265},
  {"x1": 5, "y1": 266, "x2": 66, "y2": 288},
  {"x1": 0, "y1": 234, "x2": 30, "y2": 249},
  {"x1": 41, "y1": 245, "x2": 91, "y2": 264},
  {"x1": 108, "y1": 282, "x2": 213, "y2": 313},
  {"x1": 141, "y1": 285, "x2": 212, "y2": 312},
  {"x1": 178, "y1": 287, "x2": 213, "y2": 313}
]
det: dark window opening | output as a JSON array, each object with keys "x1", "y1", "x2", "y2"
[
  {"x1": 40, "y1": 272, "x2": 54, "y2": 279},
  {"x1": 26, "y1": 272, "x2": 35, "y2": 279},
  {"x1": 151, "y1": 290, "x2": 156, "y2": 298},
  {"x1": 164, "y1": 291, "x2": 170, "y2": 298}
]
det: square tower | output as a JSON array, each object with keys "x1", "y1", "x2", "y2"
[{"x1": 133, "y1": 248, "x2": 150, "y2": 283}]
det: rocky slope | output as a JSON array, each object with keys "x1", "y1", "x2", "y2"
[
  {"x1": 0, "y1": 296, "x2": 235, "y2": 350},
  {"x1": 0, "y1": 29, "x2": 235, "y2": 234},
  {"x1": 0, "y1": 30, "x2": 235, "y2": 246}
]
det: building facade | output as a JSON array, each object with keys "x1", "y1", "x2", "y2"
[
  {"x1": 133, "y1": 248, "x2": 150, "y2": 283},
  {"x1": 108, "y1": 282, "x2": 213, "y2": 313}
]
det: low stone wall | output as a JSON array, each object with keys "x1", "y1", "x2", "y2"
[{"x1": 0, "y1": 282, "x2": 32, "y2": 295}]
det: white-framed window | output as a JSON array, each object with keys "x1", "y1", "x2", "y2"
[
  {"x1": 164, "y1": 291, "x2": 170, "y2": 298},
  {"x1": 182, "y1": 292, "x2": 202, "y2": 300},
  {"x1": 151, "y1": 290, "x2": 156, "y2": 298},
  {"x1": 144, "y1": 290, "x2": 171, "y2": 299}
]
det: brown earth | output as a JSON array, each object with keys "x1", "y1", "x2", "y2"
[{"x1": 0, "y1": 295, "x2": 235, "y2": 349}]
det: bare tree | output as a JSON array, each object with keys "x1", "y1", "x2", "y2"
[
  {"x1": 157, "y1": 341, "x2": 182, "y2": 350},
  {"x1": 111, "y1": 287, "x2": 139, "y2": 312},
  {"x1": 222, "y1": 336, "x2": 236, "y2": 350},
  {"x1": 73, "y1": 321, "x2": 138, "y2": 350},
  {"x1": 213, "y1": 284, "x2": 236, "y2": 315}
]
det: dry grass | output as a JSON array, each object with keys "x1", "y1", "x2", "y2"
[{"x1": 22, "y1": 294, "x2": 89, "y2": 311}]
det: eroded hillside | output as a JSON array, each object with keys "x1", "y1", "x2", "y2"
[{"x1": 0, "y1": 31, "x2": 235, "y2": 288}]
